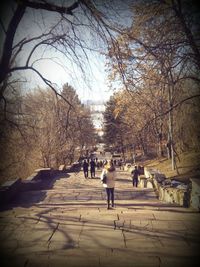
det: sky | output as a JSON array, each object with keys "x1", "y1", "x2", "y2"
[
  {"x1": 1, "y1": 0, "x2": 132, "y2": 103},
  {"x1": 24, "y1": 48, "x2": 112, "y2": 103}
]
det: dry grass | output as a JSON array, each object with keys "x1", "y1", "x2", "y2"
[{"x1": 140, "y1": 150, "x2": 200, "y2": 183}]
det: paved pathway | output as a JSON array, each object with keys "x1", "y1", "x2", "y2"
[{"x1": 0, "y1": 170, "x2": 200, "y2": 267}]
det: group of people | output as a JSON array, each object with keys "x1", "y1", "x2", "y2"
[
  {"x1": 100, "y1": 161, "x2": 141, "y2": 210},
  {"x1": 82, "y1": 158, "x2": 124, "y2": 178},
  {"x1": 82, "y1": 159, "x2": 96, "y2": 178},
  {"x1": 82, "y1": 158, "x2": 120, "y2": 179},
  {"x1": 82, "y1": 158, "x2": 141, "y2": 210}
]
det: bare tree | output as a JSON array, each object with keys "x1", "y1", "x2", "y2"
[
  {"x1": 0, "y1": 0, "x2": 121, "y2": 181},
  {"x1": 105, "y1": 0, "x2": 200, "y2": 170}
]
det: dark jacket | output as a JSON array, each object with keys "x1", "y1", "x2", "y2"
[
  {"x1": 83, "y1": 161, "x2": 89, "y2": 171},
  {"x1": 131, "y1": 169, "x2": 140, "y2": 179},
  {"x1": 90, "y1": 160, "x2": 96, "y2": 170}
]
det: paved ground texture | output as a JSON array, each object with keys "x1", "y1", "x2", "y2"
[{"x1": 0, "y1": 169, "x2": 200, "y2": 267}]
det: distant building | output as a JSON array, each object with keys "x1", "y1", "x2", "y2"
[{"x1": 83, "y1": 100, "x2": 105, "y2": 136}]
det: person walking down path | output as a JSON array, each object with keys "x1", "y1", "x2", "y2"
[
  {"x1": 131, "y1": 166, "x2": 140, "y2": 187},
  {"x1": 83, "y1": 160, "x2": 89, "y2": 178},
  {"x1": 90, "y1": 159, "x2": 96, "y2": 178},
  {"x1": 100, "y1": 160, "x2": 117, "y2": 209}
]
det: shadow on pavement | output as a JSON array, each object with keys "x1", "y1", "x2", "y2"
[{"x1": 0, "y1": 172, "x2": 70, "y2": 211}]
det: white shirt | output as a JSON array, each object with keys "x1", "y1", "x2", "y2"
[{"x1": 100, "y1": 168, "x2": 116, "y2": 188}]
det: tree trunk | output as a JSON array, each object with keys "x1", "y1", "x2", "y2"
[
  {"x1": 157, "y1": 133, "x2": 164, "y2": 158},
  {"x1": 168, "y1": 85, "x2": 175, "y2": 170},
  {"x1": 139, "y1": 133, "x2": 147, "y2": 156},
  {"x1": 0, "y1": 3, "x2": 26, "y2": 85}
]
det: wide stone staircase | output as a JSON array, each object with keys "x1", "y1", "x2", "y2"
[{"x1": 0, "y1": 169, "x2": 200, "y2": 267}]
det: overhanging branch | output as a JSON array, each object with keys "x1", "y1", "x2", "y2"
[
  {"x1": 24, "y1": 0, "x2": 81, "y2": 15},
  {"x1": 141, "y1": 93, "x2": 200, "y2": 132}
]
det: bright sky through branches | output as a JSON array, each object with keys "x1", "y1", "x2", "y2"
[
  {"x1": 23, "y1": 47, "x2": 112, "y2": 103},
  {"x1": 4, "y1": 0, "x2": 132, "y2": 103}
]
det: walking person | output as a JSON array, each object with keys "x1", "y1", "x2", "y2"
[
  {"x1": 100, "y1": 160, "x2": 117, "y2": 209},
  {"x1": 131, "y1": 166, "x2": 140, "y2": 187},
  {"x1": 118, "y1": 159, "x2": 122, "y2": 170},
  {"x1": 83, "y1": 159, "x2": 89, "y2": 178},
  {"x1": 90, "y1": 159, "x2": 96, "y2": 178}
]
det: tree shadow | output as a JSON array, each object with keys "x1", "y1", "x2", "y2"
[
  {"x1": 118, "y1": 202, "x2": 198, "y2": 213},
  {"x1": 1, "y1": 174, "x2": 200, "y2": 267}
]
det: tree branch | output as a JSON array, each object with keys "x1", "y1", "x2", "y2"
[
  {"x1": 9, "y1": 65, "x2": 75, "y2": 108},
  {"x1": 24, "y1": 0, "x2": 81, "y2": 15},
  {"x1": 141, "y1": 93, "x2": 200, "y2": 132}
]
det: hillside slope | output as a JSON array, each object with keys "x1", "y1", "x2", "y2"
[{"x1": 141, "y1": 151, "x2": 200, "y2": 183}]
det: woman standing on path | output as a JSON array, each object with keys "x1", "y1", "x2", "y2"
[{"x1": 100, "y1": 160, "x2": 117, "y2": 209}]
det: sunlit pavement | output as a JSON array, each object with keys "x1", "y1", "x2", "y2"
[{"x1": 0, "y1": 169, "x2": 200, "y2": 267}]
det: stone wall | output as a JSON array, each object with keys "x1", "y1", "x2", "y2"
[
  {"x1": 144, "y1": 167, "x2": 190, "y2": 208},
  {"x1": 0, "y1": 162, "x2": 83, "y2": 207},
  {"x1": 0, "y1": 168, "x2": 68, "y2": 206},
  {"x1": 144, "y1": 167, "x2": 200, "y2": 209},
  {"x1": 190, "y1": 178, "x2": 200, "y2": 210},
  {"x1": 0, "y1": 178, "x2": 22, "y2": 204},
  {"x1": 139, "y1": 176, "x2": 153, "y2": 188},
  {"x1": 0, "y1": 168, "x2": 55, "y2": 206},
  {"x1": 20, "y1": 168, "x2": 54, "y2": 191}
]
